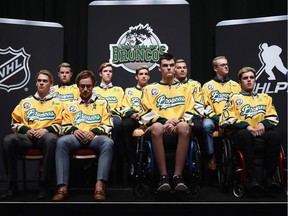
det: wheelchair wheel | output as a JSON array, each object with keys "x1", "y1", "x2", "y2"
[
  {"x1": 188, "y1": 185, "x2": 201, "y2": 199},
  {"x1": 233, "y1": 184, "x2": 244, "y2": 198},
  {"x1": 134, "y1": 183, "x2": 150, "y2": 199},
  {"x1": 218, "y1": 136, "x2": 232, "y2": 192},
  {"x1": 186, "y1": 139, "x2": 203, "y2": 191},
  {"x1": 193, "y1": 140, "x2": 203, "y2": 187}
]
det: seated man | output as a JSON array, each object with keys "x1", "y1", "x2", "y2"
[
  {"x1": 174, "y1": 58, "x2": 205, "y2": 147},
  {"x1": 120, "y1": 65, "x2": 150, "y2": 175},
  {"x1": 50, "y1": 62, "x2": 79, "y2": 103},
  {"x1": 52, "y1": 70, "x2": 114, "y2": 202},
  {"x1": 1, "y1": 69, "x2": 63, "y2": 200},
  {"x1": 139, "y1": 53, "x2": 199, "y2": 192},
  {"x1": 202, "y1": 56, "x2": 241, "y2": 170},
  {"x1": 220, "y1": 66, "x2": 281, "y2": 193}
]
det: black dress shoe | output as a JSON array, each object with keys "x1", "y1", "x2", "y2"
[
  {"x1": 246, "y1": 179, "x2": 261, "y2": 193},
  {"x1": 38, "y1": 187, "x2": 50, "y2": 200},
  {"x1": 1, "y1": 187, "x2": 18, "y2": 200},
  {"x1": 266, "y1": 178, "x2": 280, "y2": 193}
]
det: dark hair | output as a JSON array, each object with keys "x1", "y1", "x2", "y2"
[
  {"x1": 98, "y1": 62, "x2": 113, "y2": 73},
  {"x1": 75, "y1": 70, "x2": 97, "y2": 86},
  {"x1": 36, "y1": 69, "x2": 54, "y2": 84},
  {"x1": 158, "y1": 52, "x2": 174, "y2": 66}
]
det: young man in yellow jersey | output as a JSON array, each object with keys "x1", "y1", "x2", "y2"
[
  {"x1": 120, "y1": 65, "x2": 150, "y2": 177},
  {"x1": 1, "y1": 70, "x2": 63, "y2": 200},
  {"x1": 50, "y1": 62, "x2": 79, "y2": 103},
  {"x1": 202, "y1": 56, "x2": 241, "y2": 170},
  {"x1": 52, "y1": 70, "x2": 114, "y2": 202},
  {"x1": 220, "y1": 67, "x2": 281, "y2": 193},
  {"x1": 139, "y1": 53, "x2": 199, "y2": 192}
]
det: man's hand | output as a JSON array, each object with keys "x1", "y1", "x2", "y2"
[
  {"x1": 247, "y1": 123, "x2": 265, "y2": 137},
  {"x1": 26, "y1": 128, "x2": 48, "y2": 139},
  {"x1": 164, "y1": 118, "x2": 180, "y2": 133},
  {"x1": 74, "y1": 130, "x2": 94, "y2": 144},
  {"x1": 254, "y1": 123, "x2": 265, "y2": 137}
]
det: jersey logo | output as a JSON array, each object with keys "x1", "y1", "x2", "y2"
[
  {"x1": 150, "y1": 87, "x2": 160, "y2": 96},
  {"x1": 74, "y1": 111, "x2": 101, "y2": 125},
  {"x1": 240, "y1": 104, "x2": 267, "y2": 118},
  {"x1": 235, "y1": 98, "x2": 244, "y2": 106},
  {"x1": 130, "y1": 97, "x2": 140, "y2": 107},
  {"x1": 127, "y1": 89, "x2": 134, "y2": 96},
  {"x1": 211, "y1": 90, "x2": 230, "y2": 103},
  {"x1": 23, "y1": 102, "x2": 31, "y2": 109},
  {"x1": 25, "y1": 108, "x2": 56, "y2": 122},
  {"x1": 156, "y1": 95, "x2": 185, "y2": 110},
  {"x1": 68, "y1": 105, "x2": 78, "y2": 113}
]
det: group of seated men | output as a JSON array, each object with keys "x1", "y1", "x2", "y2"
[{"x1": 1, "y1": 53, "x2": 283, "y2": 201}]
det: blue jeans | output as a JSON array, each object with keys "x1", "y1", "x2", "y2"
[
  {"x1": 55, "y1": 135, "x2": 114, "y2": 186},
  {"x1": 202, "y1": 118, "x2": 216, "y2": 155}
]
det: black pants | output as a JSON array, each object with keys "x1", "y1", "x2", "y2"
[
  {"x1": 121, "y1": 117, "x2": 140, "y2": 165},
  {"x1": 1, "y1": 133, "x2": 58, "y2": 184},
  {"x1": 232, "y1": 128, "x2": 281, "y2": 180}
]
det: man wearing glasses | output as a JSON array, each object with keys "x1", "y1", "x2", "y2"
[
  {"x1": 52, "y1": 70, "x2": 114, "y2": 202},
  {"x1": 202, "y1": 56, "x2": 241, "y2": 171}
]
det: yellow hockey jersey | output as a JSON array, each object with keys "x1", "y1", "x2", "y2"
[
  {"x1": 139, "y1": 82, "x2": 197, "y2": 128},
  {"x1": 175, "y1": 78, "x2": 205, "y2": 117},
  {"x1": 203, "y1": 76, "x2": 241, "y2": 123},
  {"x1": 50, "y1": 84, "x2": 79, "y2": 103},
  {"x1": 220, "y1": 91, "x2": 279, "y2": 129},
  {"x1": 93, "y1": 83, "x2": 124, "y2": 116},
  {"x1": 11, "y1": 93, "x2": 63, "y2": 135},
  {"x1": 175, "y1": 77, "x2": 202, "y2": 102},
  {"x1": 120, "y1": 85, "x2": 144, "y2": 118},
  {"x1": 61, "y1": 94, "x2": 113, "y2": 137}
]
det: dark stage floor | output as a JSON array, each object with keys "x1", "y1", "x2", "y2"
[{"x1": 0, "y1": 181, "x2": 287, "y2": 216}]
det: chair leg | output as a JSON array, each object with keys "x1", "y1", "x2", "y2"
[{"x1": 22, "y1": 159, "x2": 27, "y2": 191}]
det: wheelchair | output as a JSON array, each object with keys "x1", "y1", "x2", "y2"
[
  {"x1": 132, "y1": 130, "x2": 202, "y2": 199},
  {"x1": 217, "y1": 132, "x2": 287, "y2": 197}
]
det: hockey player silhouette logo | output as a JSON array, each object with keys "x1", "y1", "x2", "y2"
[{"x1": 257, "y1": 43, "x2": 288, "y2": 80}]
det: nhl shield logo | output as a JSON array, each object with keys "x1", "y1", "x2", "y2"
[{"x1": 0, "y1": 47, "x2": 31, "y2": 92}]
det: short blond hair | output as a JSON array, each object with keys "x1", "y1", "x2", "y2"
[
  {"x1": 238, "y1": 67, "x2": 256, "y2": 80},
  {"x1": 135, "y1": 65, "x2": 149, "y2": 75},
  {"x1": 58, "y1": 62, "x2": 72, "y2": 72}
]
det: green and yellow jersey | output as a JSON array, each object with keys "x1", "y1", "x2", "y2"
[
  {"x1": 61, "y1": 94, "x2": 113, "y2": 137},
  {"x1": 220, "y1": 91, "x2": 279, "y2": 129},
  {"x1": 11, "y1": 93, "x2": 63, "y2": 135}
]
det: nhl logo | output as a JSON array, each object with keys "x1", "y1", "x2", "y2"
[{"x1": 0, "y1": 47, "x2": 31, "y2": 92}]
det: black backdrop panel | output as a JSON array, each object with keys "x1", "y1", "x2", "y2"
[
  {"x1": 0, "y1": 18, "x2": 63, "y2": 181},
  {"x1": 87, "y1": 0, "x2": 190, "y2": 89},
  {"x1": 216, "y1": 15, "x2": 287, "y2": 149}
]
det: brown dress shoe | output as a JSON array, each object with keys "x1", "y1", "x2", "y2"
[
  {"x1": 94, "y1": 189, "x2": 105, "y2": 201},
  {"x1": 52, "y1": 189, "x2": 68, "y2": 201},
  {"x1": 208, "y1": 158, "x2": 217, "y2": 170}
]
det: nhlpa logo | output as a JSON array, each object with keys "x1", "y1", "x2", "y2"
[
  {"x1": 257, "y1": 43, "x2": 288, "y2": 81},
  {"x1": 109, "y1": 23, "x2": 168, "y2": 73},
  {"x1": 0, "y1": 47, "x2": 31, "y2": 92},
  {"x1": 254, "y1": 43, "x2": 288, "y2": 94}
]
